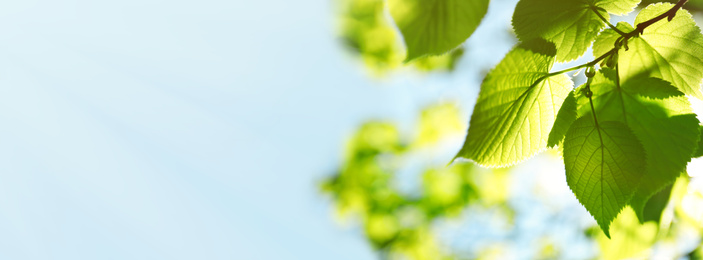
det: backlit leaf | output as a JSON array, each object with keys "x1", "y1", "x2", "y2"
[
  {"x1": 576, "y1": 70, "x2": 700, "y2": 222},
  {"x1": 456, "y1": 40, "x2": 572, "y2": 167},
  {"x1": 563, "y1": 116, "x2": 646, "y2": 237},
  {"x1": 593, "y1": 4, "x2": 703, "y2": 99},
  {"x1": 512, "y1": 0, "x2": 640, "y2": 62}
]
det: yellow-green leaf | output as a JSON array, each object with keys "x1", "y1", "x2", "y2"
[
  {"x1": 456, "y1": 40, "x2": 572, "y2": 167},
  {"x1": 512, "y1": 0, "x2": 640, "y2": 62},
  {"x1": 563, "y1": 116, "x2": 646, "y2": 237}
]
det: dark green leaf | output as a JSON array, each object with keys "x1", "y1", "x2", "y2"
[
  {"x1": 389, "y1": 0, "x2": 489, "y2": 61},
  {"x1": 563, "y1": 116, "x2": 646, "y2": 237},
  {"x1": 575, "y1": 71, "x2": 700, "y2": 222},
  {"x1": 548, "y1": 92, "x2": 578, "y2": 148}
]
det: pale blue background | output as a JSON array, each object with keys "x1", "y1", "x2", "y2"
[{"x1": 0, "y1": 0, "x2": 386, "y2": 259}]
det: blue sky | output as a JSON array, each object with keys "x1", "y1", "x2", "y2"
[{"x1": 0, "y1": 0, "x2": 395, "y2": 258}]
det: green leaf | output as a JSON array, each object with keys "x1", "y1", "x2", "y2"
[
  {"x1": 595, "y1": 0, "x2": 641, "y2": 15},
  {"x1": 576, "y1": 71, "x2": 700, "y2": 222},
  {"x1": 389, "y1": 0, "x2": 489, "y2": 61},
  {"x1": 512, "y1": 0, "x2": 640, "y2": 62},
  {"x1": 455, "y1": 40, "x2": 572, "y2": 167},
  {"x1": 640, "y1": 183, "x2": 672, "y2": 224},
  {"x1": 592, "y1": 22, "x2": 633, "y2": 60},
  {"x1": 695, "y1": 125, "x2": 703, "y2": 158},
  {"x1": 548, "y1": 91, "x2": 578, "y2": 148},
  {"x1": 563, "y1": 116, "x2": 646, "y2": 237},
  {"x1": 593, "y1": 4, "x2": 703, "y2": 99}
]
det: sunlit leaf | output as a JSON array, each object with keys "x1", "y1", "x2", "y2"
[
  {"x1": 593, "y1": 4, "x2": 703, "y2": 98},
  {"x1": 576, "y1": 71, "x2": 700, "y2": 222},
  {"x1": 512, "y1": 0, "x2": 640, "y2": 61},
  {"x1": 563, "y1": 115, "x2": 646, "y2": 237},
  {"x1": 456, "y1": 40, "x2": 572, "y2": 167}
]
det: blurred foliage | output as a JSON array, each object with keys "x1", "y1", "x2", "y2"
[
  {"x1": 321, "y1": 103, "x2": 514, "y2": 259},
  {"x1": 322, "y1": 103, "x2": 703, "y2": 259},
  {"x1": 337, "y1": 0, "x2": 464, "y2": 74},
  {"x1": 326, "y1": 0, "x2": 703, "y2": 259},
  {"x1": 595, "y1": 207, "x2": 658, "y2": 260}
]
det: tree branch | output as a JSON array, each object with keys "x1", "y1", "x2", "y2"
[
  {"x1": 630, "y1": 0, "x2": 689, "y2": 36},
  {"x1": 548, "y1": 0, "x2": 689, "y2": 79}
]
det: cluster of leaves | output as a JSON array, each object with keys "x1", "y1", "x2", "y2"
[
  {"x1": 327, "y1": 0, "x2": 703, "y2": 256},
  {"x1": 320, "y1": 104, "x2": 515, "y2": 260},
  {"x1": 452, "y1": 0, "x2": 703, "y2": 237},
  {"x1": 336, "y1": 0, "x2": 478, "y2": 73},
  {"x1": 334, "y1": 0, "x2": 703, "y2": 242},
  {"x1": 321, "y1": 102, "x2": 703, "y2": 259}
]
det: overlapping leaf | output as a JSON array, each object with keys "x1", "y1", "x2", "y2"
[
  {"x1": 548, "y1": 92, "x2": 578, "y2": 148},
  {"x1": 389, "y1": 0, "x2": 489, "y2": 61},
  {"x1": 512, "y1": 0, "x2": 640, "y2": 62},
  {"x1": 563, "y1": 115, "x2": 646, "y2": 237},
  {"x1": 575, "y1": 70, "x2": 700, "y2": 222},
  {"x1": 593, "y1": 3, "x2": 703, "y2": 98},
  {"x1": 695, "y1": 126, "x2": 703, "y2": 158},
  {"x1": 456, "y1": 40, "x2": 572, "y2": 167}
]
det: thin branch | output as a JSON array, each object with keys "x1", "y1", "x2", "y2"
[
  {"x1": 630, "y1": 0, "x2": 689, "y2": 36},
  {"x1": 591, "y1": 6, "x2": 626, "y2": 36},
  {"x1": 615, "y1": 63, "x2": 628, "y2": 124},
  {"x1": 547, "y1": 0, "x2": 689, "y2": 79},
  {"x1": 548, "y1": 49, "x2": 616, "y2": 77}
]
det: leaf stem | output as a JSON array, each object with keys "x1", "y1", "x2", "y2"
[
  {"x1": 591, "y1": 6, "x2": 626, "y2": 36},
  {"x1": 548, "y1": 49, "x2": 615, "y2": 77},
  {"x1": 615, "y1": 63, "x2": 628, "y2": 124},
  {"x1": 585, "y1": 85, "x2": 604, "y2": 150}
]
